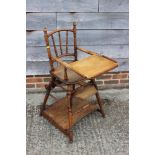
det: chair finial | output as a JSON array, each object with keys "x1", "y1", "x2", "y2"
[
  {"x1": 43, "y1": 27, "x2": 47, "y2": 31},
  {"x1": 43, "y1": 27, "x2": 48, "y2": 35},
  {"x1": 73, "y1": 22, "x2": 76, "y2": 30},
  {"x1": 73, "y1": 22, "x2": 76, "y2": 27}
]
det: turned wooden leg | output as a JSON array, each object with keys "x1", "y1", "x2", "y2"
[
  {"x1": 67, "y1": 85, "x2": 74, "y2": 142},
  {"x1": 95, "y1": 92, "x2": 105, "y2": 118},
  {"x1": 91, "y1": 79, "x2": 105, "y2": 118},
  {"x1": 40, "y1": 77, "x2": 56, "y2": 116},
  {"x1": 68, "y1": 129, "x2": 73, "y2": 143}
]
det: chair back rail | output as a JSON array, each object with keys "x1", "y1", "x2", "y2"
[
  {"x1": 58, "y1": 31, "x2": 63, "y2": 55},
  {"x1": 66, "y1": 30, "x2": 68, "y2": 53},
  {"x1": 44, "y1": 23, "x2": 77, "y2": 59},
  {"x1": 43, "y1": 22, "x2": 77, "y2": 81}
]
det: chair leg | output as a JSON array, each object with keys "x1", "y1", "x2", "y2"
[
  {"x1": 40, "y1": 77, "x2": 56, "y2": 116},
  {"x1": 67, "y1": 85, "x2": 74, "y2": 142},
  {"x1": 95, "y1": 92, "x2": 105, "y2": 118},
  {"x1": 91, "y1": 79, "x2": 105, "y2": 118}
]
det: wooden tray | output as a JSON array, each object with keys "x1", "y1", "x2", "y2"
[{"x1": 69, "y1": 55, "x2": 118, "y2": 79}]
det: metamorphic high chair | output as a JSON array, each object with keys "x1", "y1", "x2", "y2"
[{"x1": 40, "y1": 22, "x2": 118, "y2": 142}]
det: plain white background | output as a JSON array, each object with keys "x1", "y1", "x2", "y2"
[{"x1": 0, "y1": 0, "x2": 155, "y2": 154}]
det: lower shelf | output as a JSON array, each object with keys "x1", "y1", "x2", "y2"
[{"x1": 42, "y1": 97, "x2": 98, "y2": 130}]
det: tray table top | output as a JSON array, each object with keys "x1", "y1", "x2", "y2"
[{"x1": 69, "y1": 55, "x2": 118, "y2": 79}]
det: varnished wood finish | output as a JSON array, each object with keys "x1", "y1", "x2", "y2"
[
  {"x1": 51, "y1": 34, "x2": 58, "y2": 57},
  {"x1": 58, "y1": 31, "x2": 63, "y2": 55},
  {"x1": 42, "y1": 97, "x2": 98, "y2": 130},
  {"x1": 73, "y1": 22, "x2": 77, "y2": 61},
  {"x1": 41, "y1": 22, "x2": 118, "y2": 142},
  {"x1": 52, "y1": 65, "x2": 84, "y2": 83},
  {"x1": 43, "y1": 28, "x2": 53, "y2": 67},
  {"x1": 91, "y1": 79, "x2": 105, "y2": 118},
  {"x1": 66, "y1": 30, "x2": 68, "y2": 53},
  {"x1": 77, "y1": 47, "x2": 98, "y2": 55},
  {"x1": 47, "y1": 29, "x2": 73, "y2": 37},
  {"x1": 69, "y1": 55, "x2": 118, "y2": 79},
  {"x1": 66, "y1": 85, "x2": 73, "y2": 141},
  {"x1": 73, "y1": 84, "x2": 97, "y2": 100},
  {"x1": 40, "y1": 77, "x2": 56, "y2": 116},
  {"x1": 27, "y1": 58, "x2": 128, "y2": 75}
]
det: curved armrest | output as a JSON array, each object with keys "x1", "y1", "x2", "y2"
[
  {"x1": 50, "y1": 56, "x2": 87, "y2": 79},
  {"x1": 51, "y1": 56, "x2": 70, "y2": 68},
  {"x1": 77, "y1": 47, "x2": 98, "y2": 55}
]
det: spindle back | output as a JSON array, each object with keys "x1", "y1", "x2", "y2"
[{"x1": 43, "y1": 22, "x2": 77, "y2": 68}]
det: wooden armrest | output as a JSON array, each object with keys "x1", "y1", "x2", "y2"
[
  {"x1": 51, "y1": 56, "x2": 86, "y2": 78},
  {"x1": 51, "y1": 56, "x2": 70, "y2": 69},
  {"x1": 77, "y1": 47, "x2": 98, "y2": 55},
  {"x1": 77, "y1": 47, "x2": 118, "y2": 63}
]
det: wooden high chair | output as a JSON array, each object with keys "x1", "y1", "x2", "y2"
[{"x1": 40, "y1": 22, "x2": 118, "y2": 142}]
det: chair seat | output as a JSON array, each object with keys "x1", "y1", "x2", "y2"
[{"x1": 52, "y1": 65, "x2": 84, "y2": 83}]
